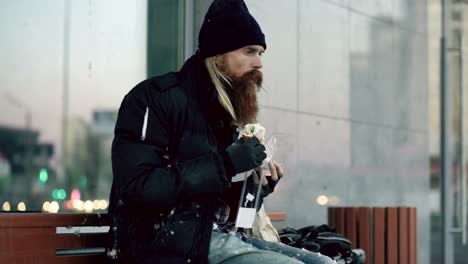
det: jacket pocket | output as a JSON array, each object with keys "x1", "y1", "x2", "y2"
[{"x1": 151, "y1": 207, "x2": 202, "y2": 256}]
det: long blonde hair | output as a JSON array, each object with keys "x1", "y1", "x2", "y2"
[{"x1": 205, "y1": 57, "x2": 237, "y2": 122}]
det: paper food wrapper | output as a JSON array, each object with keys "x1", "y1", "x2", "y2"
[
  {"x1": 231, "y1": 123, "x2": 266, "y2": 182},
  {"x1": 241, "y1": 123, "x2": 265, "y2": 143}
]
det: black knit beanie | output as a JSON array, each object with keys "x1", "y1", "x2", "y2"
[{"x1": 198, "y1": 0, "x2": 266, "y2": 58}]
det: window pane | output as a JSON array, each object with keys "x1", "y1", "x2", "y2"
[
  {"x1": 147, "y1": 0, "x2": 185, "y2": 77},
  {"x1": 0, "y1": 0, "x2": 147, "y2": 212}
]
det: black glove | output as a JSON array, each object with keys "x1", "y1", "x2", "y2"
[
  {"x1": 225, "y1": 136, "x2": 267, "y2": 174},
  {"x1": 245, "y1": 169, "x2": 282, "y2": 211},
  {"x1": 262, "y1": 171, "x2": 281, "y2": 197}
]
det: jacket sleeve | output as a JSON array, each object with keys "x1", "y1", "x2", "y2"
[{"x1": 111, "y1": 82, "x2": 231, "y2": 209}]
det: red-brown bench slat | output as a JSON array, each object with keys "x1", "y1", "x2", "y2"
[
  {"x1": 409, "y1": 208, "x2": 418, "y2": 264},
  {"x1": 399, "y1": 207, "x2": 409, "y2": 264},
  {"x1": 345, "y1": 207, "x2": 357, "y2": 247},
  {"x1": 373, "y1": 207, "x2": 386, "y2": 264},
  {"x1": 357, "y1": 207, "x2": 371, "y2": 264},
  {"x1": 266, "y1": 211, "x2": 286, "y2": 222},
  {"x1": 328, "y1": 207, "x2": 418, "y2": 264},
  {"x1": 387, "y1": 208, "x2": 398, "y2": 264}
]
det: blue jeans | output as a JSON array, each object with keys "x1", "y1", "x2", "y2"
[{"x1": 208, "y1": 229, "x2": 336, "y2": 264}]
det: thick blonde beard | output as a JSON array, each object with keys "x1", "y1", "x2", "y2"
[
  {"x1": 228, "y1": 70, "x2": 261, "y2": 126},
  {"x1": 205, "y1": 56, "x2": 262, "y2": 126}
]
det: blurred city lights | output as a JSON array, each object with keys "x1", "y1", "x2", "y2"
[
  {"x1": 71, "y1": 188, "x2": 80, "y2": 201},
  {"x1": 65, "y1": 200, "x2": 74, "y2": 209},
  {"x1": 93, "y1": 200, "x2": 100, "y2": 210},
  {"x1": 84, "y1": 200, "x2": 94, "y2": 212},
  {"x1": 52, "y1": 189, "x2": 58, "y2": 199},
  {"x1": 49, "y1": 201, "x2": 59, "y2": 213},
  {"x1": 316, "y1": 195, "x2": 329, "y2": 206},
  {"x1": 38, "y1": 168, "x2": 48, "y2": 183},
  {"x1": 2, "y1": 201, "x2": 11, "y2": 211},
  {"x1": 52, "y1": 188, "x2": 67, "y2": 200},
  {"x1": 73, "y1": 200, "x2": 84, "y2": 210},
  {"x1": 17, "y1": 202, "x2": 26, "y2": 211},
  {"x1": 58, "y1": 189, "x2": 66, "y2": 200},
  {"x1": 99, "y1": 200, "x2": 108, "y2": 210},
  {"x1": 42, "y1": 201, "x2": 50, "y2": 212}
]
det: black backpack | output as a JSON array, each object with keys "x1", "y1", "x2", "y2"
[{"x1": 278, "y1": 225, "x2": 362, "y2": 264}]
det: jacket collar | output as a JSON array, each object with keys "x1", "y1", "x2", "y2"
[
  {"x1": 179, "y1": 53, "x2": 235, "y2": 126},
  {"x1": 179, "y1": 53, "x2": 218, "y2": 104}
]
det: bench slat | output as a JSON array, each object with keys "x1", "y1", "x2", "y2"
[
  {"x1": 0, "y1": 255, "x2": 107, "y2": 264},
  {"x1": 357, "y1": 207, "x2": 371, "y2": 264},
  {"x1": 373, "y1": 208, "x2": 385, "y2": 264},
  {"x1": 387, "y1": 208, "x2": 398, "y2": 264},
  {"x1": 335, "y1": 207, "x2": 346, "y2": 234},
  {"x1": 0, "y1": 213, "x2": 108, "y2": 228},
  {"x1": 409, "y1": 208, "x2": 418, "y2": 264},
  {"x1": 0, "y1": 228, "x2": 111, "y2": 254},
  {"x1": 345, "y1": 207, "x2": 357, "y2": 247},
  {"x1": 399, "y1": 208, "x2": 409, "y2": 264},
  {"x1": 266, "y1": 211, "x2": 286, "y2": 222},
  {"x1": 56, "y1": 247, "x2": 107, "y2": 256},
  {"x1": 56, "y1": 226, "x2": 110, "y2": 235}
]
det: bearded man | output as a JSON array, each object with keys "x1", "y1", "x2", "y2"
[{"x1": 109, "y1": 1, "x2": 335, "y2": 263}]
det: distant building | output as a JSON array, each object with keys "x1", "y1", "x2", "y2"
[
  {"x1": 88, "y1": 110, "x2": 117, "y2": 199},
  {"x1": 0, "y1": 125, "x2": 53, "y2": 176},
  {"x1": 90, "y1": 110, "x2": 117, "y2": 136}
]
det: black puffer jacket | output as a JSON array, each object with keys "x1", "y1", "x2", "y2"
[{"x1": 109, "y1": 55, "x2": 242, "y2": 263}]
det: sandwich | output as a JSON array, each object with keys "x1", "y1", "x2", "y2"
[{"x1": 242, "y1": 123, "x2": 265, "y2": 143}]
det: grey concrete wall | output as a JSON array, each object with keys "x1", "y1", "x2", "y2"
[{"x1": 193, "y1": 0, "x2": 430, "y2": 262}]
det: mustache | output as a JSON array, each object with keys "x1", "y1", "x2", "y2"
[{"x1": 233, "y1": 69, "x2": 263, "y2": 90}]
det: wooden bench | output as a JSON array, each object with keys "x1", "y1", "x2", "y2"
[
  {"x1": 0, "y1": 213, "x2": 111, "y2": 263},
  {"x1": 328, "y1": 207, "x2": 417, "y2": 264},
  {"x1": 0, "y1": 211, "x2": 286, "y2": 263}
]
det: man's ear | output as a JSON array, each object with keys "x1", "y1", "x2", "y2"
[{"x1": 215, "y1": 55, "x2": 225, "y2": 68}]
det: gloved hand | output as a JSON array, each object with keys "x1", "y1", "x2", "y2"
[
  {"x1": 243, "y1": 169, "x2": 281, "y2": 211},
  {"x1": 247, "y1": 161, "x2": 284, "y2": 211},
  {"x1": 225, "y1": 136, "x2": 267, "y2": 174},
  {"x1": 262, "y1": 172, "x2": 281, "y2": 198},
  {"x1": 249, "y1": 164, "x2": 283, "y2": 198}
]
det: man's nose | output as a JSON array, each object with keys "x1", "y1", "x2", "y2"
[{"x1": 252, "y1": 55, "x2": 263, "y2": 70}]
